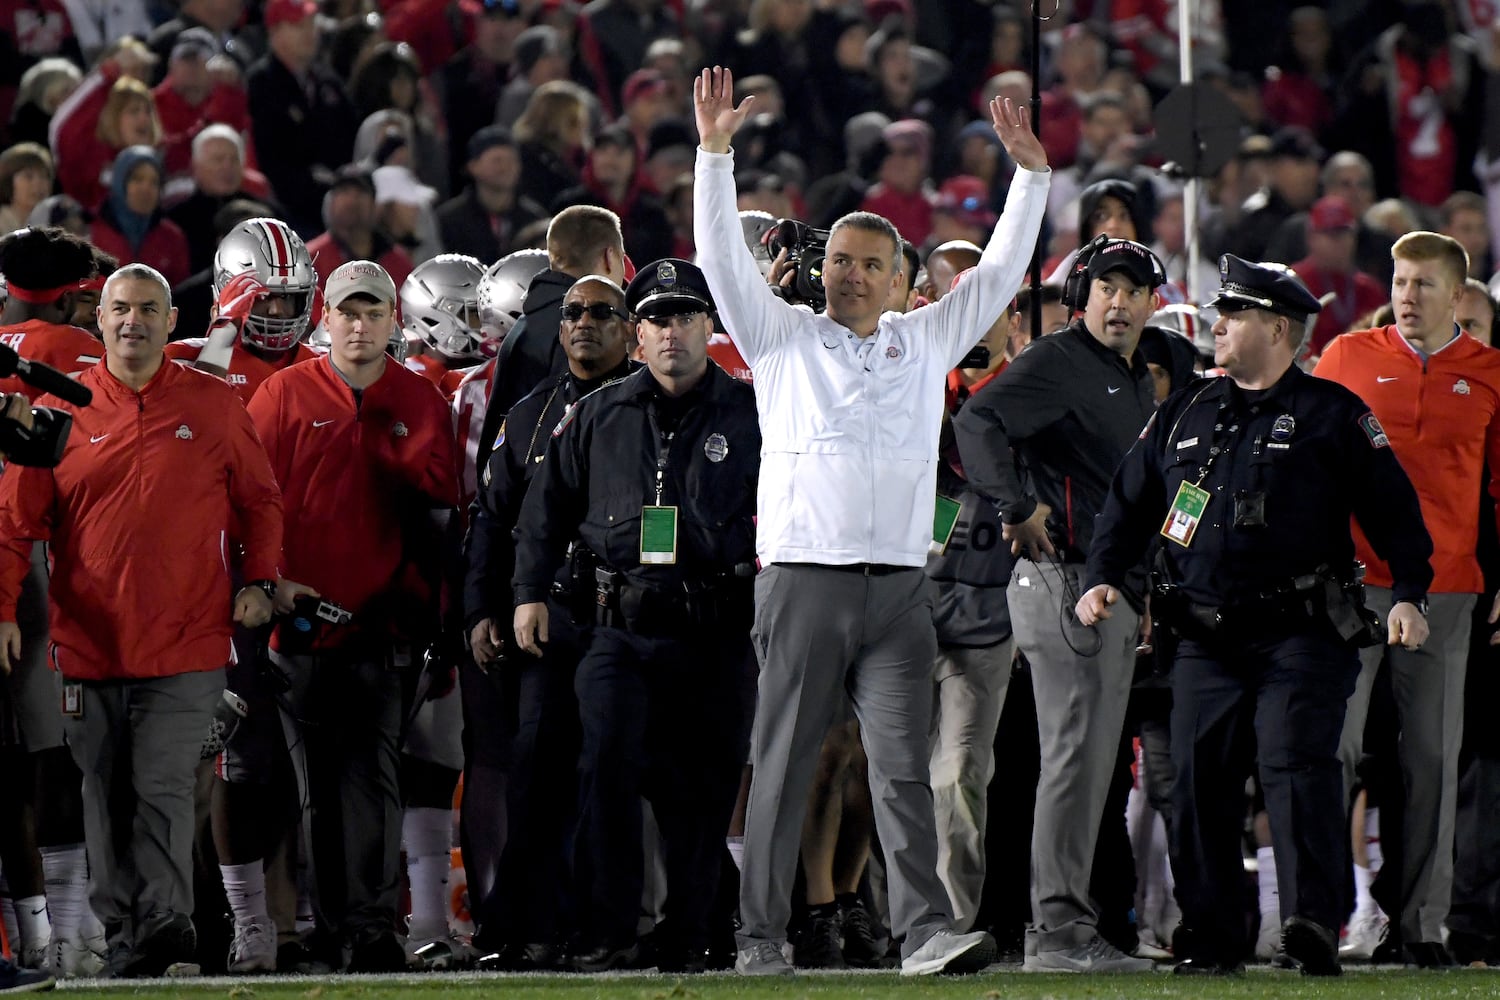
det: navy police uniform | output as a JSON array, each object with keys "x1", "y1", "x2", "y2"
[
  {"x1": 1086, "y1": 256, "x2": 1434, "y2": 971},
  {"x1": 511, "y1": 259, "x2": 760, "y2": 969},
  {"x1": 461, "y1": 355, "x2": 636, "y2": 964}
]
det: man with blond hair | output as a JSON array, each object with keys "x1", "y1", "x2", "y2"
[{"x1": 1314, "y1": 231, "x2": 1500, "y2": 967}]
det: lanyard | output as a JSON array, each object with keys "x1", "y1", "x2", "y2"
[{"x1": 646, "y1": 405, "x2": 676, "y2": 506}]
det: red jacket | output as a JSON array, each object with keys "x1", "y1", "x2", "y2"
[
  {"x1": 1314, "y1": 325, "x2": 1500, "y2": 593},
  {"x1": 152, "y1": 79, "x2": 257, "y2": 177},
  {"x1": 1291, "y1": 259, "x2": 1388, "y2": 358},
  {"x1": 247, "y1": 355, "x2": 458, "y2": 643},
  {"x1": 0, "y1": 358, "x2": 283, "y2": 680},
  {"x1": 165, "y1": 340, "x2": 319, "y2": 405},
  {"x1": 50, "y1": 62, "x2": 125, "y2": 212},
  {"x1": 91, "y1": 216, "x2": 192, "y2": 288},
  {"x1": 0, "y1": 320, "x2": 103, "y2": 400}
]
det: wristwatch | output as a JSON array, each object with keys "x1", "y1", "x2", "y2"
[{"x1": 243, "y1": 579, "x2": 277, "y2": 601}]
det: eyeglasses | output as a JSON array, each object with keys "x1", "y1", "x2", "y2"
[{"x1": 561, "y1": 302, "x2": 627, "y2": 322}]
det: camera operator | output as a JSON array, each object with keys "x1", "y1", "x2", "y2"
[
  {"x1": 0, "y1": 262, "x2": 286, "y2": 979},
  {"x1": 245, "y1": 259, "x2": 459, "y2": 973},
  {"x1": 692, "y1": 66, "x2": 1050, "y2": 977}
]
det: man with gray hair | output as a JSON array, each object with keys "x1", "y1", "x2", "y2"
[
  {"x1": 0, "y1": 261, "x2": 286, "y2": 978},
  {"x1": 166, "y1": 123, "x2": 280, "y2": 274},
  {"x1": 693, "y1": 65, "x2": 1050, "y2": 977}
]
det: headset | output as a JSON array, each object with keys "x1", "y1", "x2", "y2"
[{"x1": 1061, "y1": 233, "x2": 1168, "y2": 310}]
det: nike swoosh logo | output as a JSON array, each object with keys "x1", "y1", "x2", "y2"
[
  {"x1": 29, "y1": 906, "x2": 45, "y2": 916},
  {"x1": 312, "y1": 419, "x2": 335, "y2": 427},
  {"x1": 1376, "y1": 376, "x2": 1399, "y2": 383},
  {"x1": 90, "y1": 434, "x2": 108, "y2": 443},
  {"x1": 1107, "y1": 387, "x2": 1122, "y2": 394}
]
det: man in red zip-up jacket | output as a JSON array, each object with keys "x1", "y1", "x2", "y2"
[
  {"x1": 247, "y1": 259, "x2": 458, "y2": 973},
  {"x1": 1314, "y1": 231, "x2": 1500, "y2": 967},
  {"x1": 0, "y1": 262, "x2": 285, "y2": 979}
]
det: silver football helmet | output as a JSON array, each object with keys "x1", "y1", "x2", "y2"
[
  {"x1": 211, "y1": 217, "x2": 317, "y2": 352},
  {"x1": 400, "y1": 253, "x2": 487, "y2": 362},
  {"x1": 477, "y1": 248, "x2": 547, "y2": 344}
]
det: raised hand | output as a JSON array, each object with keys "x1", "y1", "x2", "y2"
[
  {"x1": 215, "y1": 270, "x2": 271, "y2": 330},
  {"x1": 990, "y1": 97, "x2": 1048, "y2": 173},
  {"x1": 693, "y1": 66, "x2": 756, "y2": 155}
]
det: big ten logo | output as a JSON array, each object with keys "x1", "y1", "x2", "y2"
[
  {"x1": 946, "y1": 515, "x2": 1000, "y2": 553},
  {"x1": 0, "y1": 333, "x2": 26, "y2": 349}
]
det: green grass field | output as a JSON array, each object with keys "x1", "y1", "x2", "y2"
[{"x1": 49, "y1": 968, "x2": 1500, "y2": 1000}]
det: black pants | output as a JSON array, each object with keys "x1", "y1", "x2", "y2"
[
  {"x1": 573, "y1": 626, "x2": 749, "y2": 951},
  {"x1": 1170, "y1": 630, "x2": 1359, "y2": 962},
  {"x1": 462, "y1": 605, "x2": 583, "y2": 947}
]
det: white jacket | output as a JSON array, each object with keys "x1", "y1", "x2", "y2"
[{"x1": 694, "y1": 149, "x2": 1050, "y2": 567}]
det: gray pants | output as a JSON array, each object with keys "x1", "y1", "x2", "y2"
[
  {"x1": 1339, "y1": 586, "x2": 1472, "y2": 944},
  {"x1": 929, "y1": 640, "x2": 1013, "y2": 931},
  {"x1": 738, "y1": 564, "x2": 952, "y2": 959},
  {"x1": 64, "y1": 669, "x2": 225, "y2": 948},
  {"x1": 1008, "y1": 558, "x2": 1139, "y2": 951}
]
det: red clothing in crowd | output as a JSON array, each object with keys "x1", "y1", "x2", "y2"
[
  {"x1": 90, "y1": 215, "x2": 192, "y2": 288},
  {"x1": 1261, "y1": 69, "x2": 1334, "y2": 134},
  {"x1": 0, "y1": 358, "x2": 284, "y2": 680},
  {"x1": 708, "y1": 333, "x2": 751, "y2": 383},
  {"x1": 1291, "y1": 259, "x2": 1389, "y2": 358},
  {"x1": 860, "y1": 184, "x2": 933, "y2": 247},
  {"x1": 164, "y1": 339, "x2": 320, "y2": 405},
  {"x1": 0, "y1": 319, "x2": 103, "y2": 399},
  {"x1": 1314, "y1": 326, "x2": 1500, "y2": 593},
  {"x1": 152, "y1": 79, "x2": 258, "y2": 177},
  {"x1": 49, "y1": 61, "x2": 128, "y2": 211},
  {"x1": 246, "y1": 355, "x2": 457, "y2": 641},
  {"x1": 404, "y1": 352, "x2": 468, "y2": 399}
]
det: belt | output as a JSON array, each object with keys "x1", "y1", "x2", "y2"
[{"x1": 821, "y1": 563, "x2": 911, "y2": 577}]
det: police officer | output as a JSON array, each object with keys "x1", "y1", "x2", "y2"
[
  {"x1": 462, "y1": 272, "x2": 636, "y2": 970},
  {"x1": 512, "y1": 258, "x2": 759, "y2": 973},
  {"x1": 1077, "y1": 255, "x2": 1435, "y2": 976}
]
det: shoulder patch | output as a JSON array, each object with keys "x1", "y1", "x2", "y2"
[{"x1": 1359, "y1": 411, "x2": 1390, "y2": 448}]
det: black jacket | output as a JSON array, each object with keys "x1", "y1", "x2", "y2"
[
  {"x1": 246, "y1": 55, "x2": 357, "y2": 237},
  {"x1": 512, "y1": 363, "x2": 760, "y2": 602},
  {"x1": 435, "y1": 186, "x2": 546, "y2": 264},
  {"x1": 953, "y1": 322, "x2": 1156, "y2": 599},
  {"x1": 1087, "y1": 365, "x2": 1434, "y2": 607},
  {"x1": 463, "y1": 359, "x2": 636, "y2": 630},
  {"x1": 475, "y1": 266, "x2": 574, "y2": 461}
]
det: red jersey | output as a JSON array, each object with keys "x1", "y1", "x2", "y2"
[
  {"x1": 0, "y1": 358, "x2": 283, "y2": 680},
  {"x1": 1314, "y1": 325, "x2": 1500, "y2": 592},
  {"x1": 164, "y1": 339, "x2": 319, "y2": 405},
  {"x1": 451, "y1": 357, "x2": 494, "y2": 511},
  {"x1": 403, "y1": 352, "x2": 469, "y2": 399},
  {"x1": 708, "y1": 334, "x2": 752, "y2": 383},
  {"x1": 247, "y1": 355, "x2": 458, "y2": 642},
  {"x1": 0, "y1": 319, "x2": 103, "y2": 400}
]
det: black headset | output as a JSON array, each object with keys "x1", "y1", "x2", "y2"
[{"x1": 1061, "y1": 233, "x2": 1168, "y2": 310}]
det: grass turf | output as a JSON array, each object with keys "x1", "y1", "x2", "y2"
[{"x1": 50, "y1": 968, "x2": 1500, "y2": 999}]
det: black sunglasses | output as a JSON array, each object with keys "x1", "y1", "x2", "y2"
[{"x1": 562, "y1": 302, "x2": 627, "y2": 322}]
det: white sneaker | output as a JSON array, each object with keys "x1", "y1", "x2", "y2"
[
  {"x1": 1022, "y1": 935, "x2": 1153, "y2": 973},
  {"x1": 1253, "y1": 917, "x2": 1282, "y2": 961},
  {"x1": 901, "y1": 930, "x2": 997, "y2": 976},
  {"x1": 1339, "y1": 910, "x2": 1389, "y2": 960},
  {"x1": 18, "y1": 941, "x2": 49, "y2": 972},
  {"x1": 409, "y1": 931, "x2": 479, "y2": 971},
  {"x1": 1132, "y1": 938, "x2": 1173, "y2": 961},
  {"x1": 49, "y1": 934, "x2": 105, "y2": 978},
  {"x1": 226, "y1": 917, "x2": 277, "y2": 974}
]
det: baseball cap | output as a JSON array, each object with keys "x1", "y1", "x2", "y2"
[
  {"x1": 467, "y1": 124, "x2": 515, "y2": 162},
  {"x1": 1086, "y1": 238, "x2": 1163, "y2": 289},
  {"x1": 372, "y1": 164, "x2": 436, "y2": 207},
  {"x1": 1308, "y1": 195, "x2": 1356, "y2": 233},
  {"x1": 882, "y1": 119, "x2": 932, "y2": 160},
  {"x1": 170, "y1": 27, "x2": 218, "y2": 62},
  {"x1": 622, "y1": 68, "x2": 668, "y2": 107},
  {"x1": 325, "y1": 259, "x2": 397, "y2": 307},
  {"x1": 1269, "y1": 126, "x2": 1324, "y2": 162},
  {"x1": 934, "y1": 176, "x2": 996, "y2": 229},
  {"x1": 265, "y1": 0, "x2": 317, "y2": 28}
]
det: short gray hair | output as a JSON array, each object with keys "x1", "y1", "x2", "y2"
[
  {"x1": 102, "y1": 263, "x2": 172, "y2": 309},
  {"x1": 829, "y1": 211, "x2": 903, "y2": 271},
  {"x1": 192, "y1": 123, "x2": 244, "y2": 162}
]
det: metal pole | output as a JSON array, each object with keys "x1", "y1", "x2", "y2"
[{"x1": 1030, "y1": 0, "x2": 1044, "y2": 344}]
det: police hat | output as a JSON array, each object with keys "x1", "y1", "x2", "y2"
[
  {"x1": 1209, "y1": 254, "x2": 1323, "y2": 324},
  {"x1": 626, "y1": 258, "x2": 715, "y2": 319}
]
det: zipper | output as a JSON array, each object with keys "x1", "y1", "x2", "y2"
[
  {"x1": 1064, "y1": 475, "x2": 1075, "y2": 548},
  {"x1": 136, "y1": 394, "x2": 145, "y2": 506}
]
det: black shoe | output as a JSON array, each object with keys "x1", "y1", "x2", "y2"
[
  {"x1": 570, "y1": 940, "x2": 639, "y2": 973},
  {"x1": 1281, "y1": 917, "x2": 1340, "y2": 977},
  {"x1": 654, "y1": 944, "x2": 708, "y2": 974},
  {"x1": 479, "y1": 942, "x2": 559, "y2": 972},
  {"x1": 1404, "y1": 941, "x2": 1458, "y2": 968},
  {"x1": 1173, "y1": 956, "x2": 1244, "y2": 976},
  {"x1": 347, "y1": 931, "x2": 407, "y2": 973},
  {"x1": 1445, "y1": 930, "x2": 1492, "y2": 967},
  {"x1": 0, "y1": 957, "x2": 55, "y2": 994},
  {"x1": 838, "y1": 899, "x2": 886, "y2": 968},
  {"x1": 276, "y1": 939, "x2": 332, "y2": 975},
  {"x1": 120, "y1": 915, "x2": 200, "y2": 978},
  {"x1": 792, "y1": 913, "x2": 845, "y2": 969},
  {"x1": 1370, "y1": 935, "x2": 1405, "y2": 964}
]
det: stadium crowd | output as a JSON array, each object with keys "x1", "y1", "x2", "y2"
[{"x1": 0, "y1": 0, "x2": 1499, "y2": 991}]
